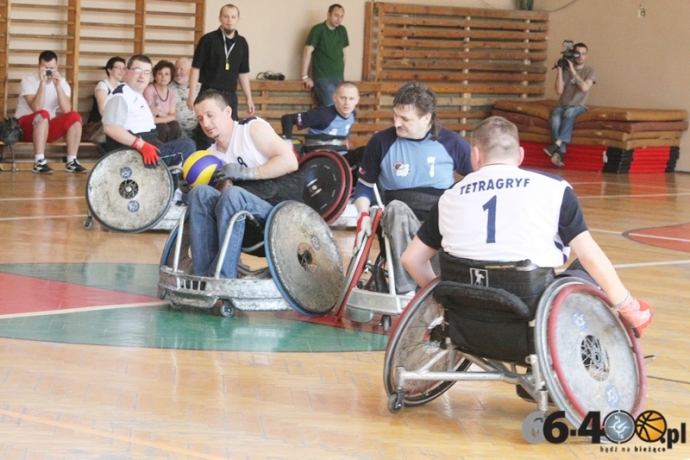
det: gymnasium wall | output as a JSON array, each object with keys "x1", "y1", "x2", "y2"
[{"x1": 203, "y1": 0, "x2": 690, "y2": 172}]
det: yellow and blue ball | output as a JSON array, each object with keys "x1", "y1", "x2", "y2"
[{"x1": 182, "y1": 151, "x2": 223, "y2": 188}]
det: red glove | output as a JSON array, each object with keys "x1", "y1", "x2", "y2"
[
  {"x1": 353, "y1": 211, "x2": 372, "y2": 252},
  {"x1": 132, "y1": 137, "x2": 160, "y2": 167},
  {"x1": 615, "y1": 293, "x2": 653, "y2": 338}
]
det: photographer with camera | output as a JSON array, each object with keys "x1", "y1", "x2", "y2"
[{"x1": 544, "y1": 42, "x2": 596, "y2": 167}]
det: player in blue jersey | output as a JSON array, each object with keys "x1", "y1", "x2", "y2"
[
  {"x1": 353, "y1": 82, "x2": 473, "y2": 294},
  {"x1": 402, "y1": 116, "x2": 653, "y2": 337},
  {"x1": 281, "y1": 81, "x2": 363, "y2": 169}
]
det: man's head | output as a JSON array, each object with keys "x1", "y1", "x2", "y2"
[
  {"x1": 38, "y1": 50, "x2": 58, "y2": 78},
  {"x1": 470, "y1": 116, "x2": 523, "y2": 170},
  {"x1": 125, "y1": 54, "x2": 153, "y2": 93},
  {"x1": 392, "y1": 82, "x2": 438, "y2": 140},
  {"x1": 573, "y1": 42, "x2": 588, "y2": 66},
  {"x1": 333, "y1": 81, "x2": 359, "y2": 119},
  {"x1": 174, "y1": 57, "x2": 192, "y2": 86},
  {"x1": 194, "y1": 90, "x2": 233, "y2": 140},
  {"x1": 326, "y1": 4, "x2": 345, "y2": 29},
  {"x1": 105, "y1": 56, "x2": 126, "y2": 81},
  {"x1": 219, "y1": 4, "x2": 240, "y2": 35}
]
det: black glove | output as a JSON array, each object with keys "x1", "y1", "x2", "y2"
[
  {"x1": 178, "y1": 178, "x2": 192, "y2": 195},
  {"x1": 214, "y1": 163, "x2": 259, "y2": 182}
]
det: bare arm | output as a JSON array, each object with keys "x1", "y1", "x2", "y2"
[
  {"x1": 238, "y1": 72, "x2": 254, "y2": 116},
  {"x1": 568, "y1": 231, "x2": 628, "y2": 305},
  {"x1": 401, "y1": 236, "x2": 439, "y2": 288},
  {"x1": 301, "y1": 45, "x2": 315, "y2": 89},
  {"x1": 53, "y1": 73, "x2": 72, "y2": 114},
  {"x1": 554, "y1": 67, "x2": 565, "y2": 95},
  {"x1": 567, "y1": 60, "x2": 594, "y2": 93},
  {"x1": 248, "y1": 121, "x2": 298, "y2": 179},
  {"x1": 24, "y1": 73, "x2": 48, "y2": 113},
  {"x1": 95, "y1": 88, "x2": 109, "y2": 116},
  {"x1": 187, "y1": 67, "x2": 200, "y2": 110}
]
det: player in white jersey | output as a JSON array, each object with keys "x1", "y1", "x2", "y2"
[
  {"x1": 188, "y1": 90, "x2": 301, "y2": 279},
  {"x1": 402, "y1": 116, "x2": 653, "y2": 337}
]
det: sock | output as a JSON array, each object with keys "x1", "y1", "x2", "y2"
[
  {"x1": 67, "y1": 155, "x2": 76, "y2": 163},
  {"x1": 35, "y1": 154, "x2": 45, "y2": 163}
]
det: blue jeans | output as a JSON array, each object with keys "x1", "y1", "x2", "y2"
[
  {"x1": 549, "y1": 105, "x2": 588, "y2": 154},
  {"x1": 313, "y1": 78, "x2": 342, "y2": 107},
  {"x1": 188, "y1": 185, "x2": 274, "y2": 278}
]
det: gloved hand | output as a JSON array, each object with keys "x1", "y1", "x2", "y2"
[
  {"x1": 132, "y1": 137, "x2": 160, "y2": 168},
  {"x1": 214, "y1": 162, "x2": 259, "y2": 182},
  {"x1": 615, "y1": 292, "x2": 653, "y2": 338},
  {"x1": 178, "y1": 178, "x2": 192, "y2": 195},
  {"x1": 353, "y1": 211, "x2": 372, "y2": 252}
]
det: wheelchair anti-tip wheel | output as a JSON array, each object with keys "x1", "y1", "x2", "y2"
[
  {"x1": 534, "y1": 278, "x2": 647, "y2": 429},
  {"x1": 383, "y1": 278, "x2": 471, "y2": 408}
]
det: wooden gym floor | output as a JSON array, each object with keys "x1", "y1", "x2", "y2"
[{"x1": 0, "y1": 162, "x2": 689, "y2": 459}]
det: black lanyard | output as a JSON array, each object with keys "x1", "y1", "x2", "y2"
[{"x1": 223, "y1": 34, "x2": 236, "y2": 71}]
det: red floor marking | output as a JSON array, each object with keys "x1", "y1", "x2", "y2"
[
  {"x1": 0, "y1": 272, "x2": 157, "y2": 315},
  {"x1": 273, "y1": 310, "x2": 387, "y2": 334},
  {"x1": 625, "y1": 223, "x2": 690, "y2": 253}
]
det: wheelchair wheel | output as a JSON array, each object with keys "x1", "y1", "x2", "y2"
[
  {"x1": 383, "y1": 278, "x2": 471, "y2": 407},
  {"x1": 160, "y1": 217, "x2": 192, "y2": 273},
  {"x1": 85, "y1": 148, "x2": 174, "y2": 232},
  {"x1": 534, "y1": 278, "x2": 647, "y2": 429}
]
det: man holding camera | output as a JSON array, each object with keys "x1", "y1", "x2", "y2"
[
  {"x1": 544, "y1": 42, "x2": 596, "y2": 167},
  {"x1": 15, "y1": 50, "x2": 85, "y2": 173}
]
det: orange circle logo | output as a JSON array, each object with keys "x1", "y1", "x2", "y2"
[{"x1": 635, "y1": 410, "x2": 667, "y2": 442}]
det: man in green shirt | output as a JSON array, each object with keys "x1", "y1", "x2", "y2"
[{"x1": 301, "y1": 4, "x2": 349, "y2": 106}]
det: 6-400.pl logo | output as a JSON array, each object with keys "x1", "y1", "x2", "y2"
[{"x1": 522, "y1": 409, "x2": 686, "y2": 452}]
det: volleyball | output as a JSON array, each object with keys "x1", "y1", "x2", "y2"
[{"x1": 182, "y1": 151, "x2": 223, "y2": 188}]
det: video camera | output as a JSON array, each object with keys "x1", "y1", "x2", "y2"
[{"x1": 553, "y1": 40, "x2": 581, "y2": 70}]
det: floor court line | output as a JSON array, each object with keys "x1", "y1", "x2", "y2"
[
  {"x1": 0, "y1": 196, "x2": 82, "y2": 202},
  {"x1": 628, "y1": 233, "x2": 690, "y2": 243},
  {"x1": 0, "y1": 214, "x2": 87, "y2": 222},
  {"x1": 0, "y1": 301, "x2": 168, "y2": 319},
  {"x1": 0, "y1": 408, "x2": 227, "y2": 460}
]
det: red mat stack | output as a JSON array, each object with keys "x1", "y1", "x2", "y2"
[{"x1": 492, "y1": 100, "x2": 688, "y2": 173}]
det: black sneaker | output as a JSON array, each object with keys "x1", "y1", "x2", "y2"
[
  {"x1": 551, "y1": 152, "x2": 565, "y2": 167},
  {"x1": 33, "y1": 159, "x2": 53, "y2": 174},
  {"x1": 65, "y1": 159, "x2": 87, "y2": 173},
  {"x1": 543, "y1": 143, "x2": 558, "y2": 157}
]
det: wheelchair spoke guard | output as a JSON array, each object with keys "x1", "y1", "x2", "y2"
[
  {"x1": 86, "y1": 148, "x2": 173, "y2": 233},
  {"x1": 534, "y1": 279, "x2": 647, "y2": 428},
  {"x1": 298, "y1": 150, "x2": 348, "y2": 223},
  {"x1": 265, "y1": 201, "x2": 345, "y2": 316}
]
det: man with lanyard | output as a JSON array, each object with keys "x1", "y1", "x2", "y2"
[
  {"x1": 188, "y1": 90, "x2": 302, "y2": 279},
  {"x1": 188, "y1": 3, "x2": 254, "y2": 147},
  {"x1": 353, "y1": 82, "x2": 473, "y2": 295}
]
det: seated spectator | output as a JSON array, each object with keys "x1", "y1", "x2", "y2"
[
  {"x1": 83, "y1": 56, "x2": 126, "y2": 147},
  {"x1": 188, "y1": 90, "x2": 302, "y2": 279},
  {"x1": 402, "y1": 116, "x2": 653, "y2": 337},
  {"x1": 353, "y1": 82, "x2": 473, "y2": 294},
  {"x1": 169, "y1": 57, "x2": 199, "y2": 140},
  {"x1": 144, "y1": 60, "x2": 181, "y2": 143},
  {"x1": 15, "y1": 50, "x2": 85, "y2": 173},
  {"x1": 102, "y1": 54, "x2": 195, "y2": 191},
  {"x1": 281, "y1": 81, "x2": 363, "y2": 171}
]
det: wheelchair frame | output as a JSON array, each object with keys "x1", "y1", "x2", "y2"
[{"x1": 383, "y1": 276, "x2": 647, "y2": 439}]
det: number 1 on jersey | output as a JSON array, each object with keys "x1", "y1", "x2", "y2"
[{"x1": 482, "y1": 195, "x2": 497, "y2": 243}]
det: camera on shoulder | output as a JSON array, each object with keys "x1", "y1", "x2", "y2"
[{"x1": 554, "y1": 40, "x2": 581, "y2": 69}]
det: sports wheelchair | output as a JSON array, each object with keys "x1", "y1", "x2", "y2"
[
  {"x1": 383, "y1": 252, "x2": 647, "y2": 439},
  {"x1": 158, "y1": 150, "x2": 353, "y2": 317}
]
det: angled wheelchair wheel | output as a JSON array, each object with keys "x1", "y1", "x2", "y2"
[
  {"x1": 384, "y1": 278, "x2": 471, "y2": 407},
  {"x1": 265, "y1": 201, "x2": 346, "y2": 317},
  {"x1": 535, "y1": 278, "x2": 647, "y2": 429},
  {"x1": 333, "y1": 207, "x2": 383, "y2": 319},
  {"x1": 160, "y1": 217, "x2": 192, "y2": 272},
  {"x1": 86, "y1": 148, "x2": 173, "y2": 232},
  {"x1": 298, "y1": 150, "x2": 350, "y2": 224}
]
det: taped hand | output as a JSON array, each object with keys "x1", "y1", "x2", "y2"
[{"x1": 214, "y1": 162, "x2": 259, "y2": 182}]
